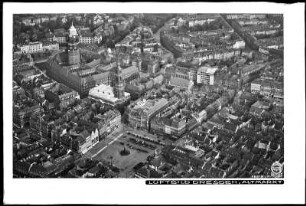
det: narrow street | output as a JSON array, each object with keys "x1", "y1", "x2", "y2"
[{"x1": 81, "y1": 127, "x2": 126, "y2": 160}]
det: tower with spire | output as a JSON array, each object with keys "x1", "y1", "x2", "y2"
[
  {"x1": 113, "y1": 52, "x2": 125, "y2": 99},
  {"x1": 67, "y1": 22, "x2": 80, "y2": 66}
]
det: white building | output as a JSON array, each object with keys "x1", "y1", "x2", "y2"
[
  {"x1": 19, "y1": 42, "x2": 43, "y2": 54},
  {"x1": 251, "y1": 80, "x2": 262, "y2": 93},
  {"x1": 77, "y1": 129, "x2": 99, "y2": 154},
  {"x1": 232, "y1": 40, "x2": 246, "y2": 49},
  {"x1": 88, "y1": 83, "x2": 130, "y2": 106},
  {"x1": 96, "y1": 110, "x2": 122, "y2": 138},
  {"x1": 197, "y1": 66, "x2": 218, "y2": 85}
]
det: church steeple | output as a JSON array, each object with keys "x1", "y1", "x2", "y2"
[
  {"x1": 69, "y1": 21, "x2": 78, "y2": 38},
  {"x1": 113, "y1": 51, "x2": 125, "y2": 99}
]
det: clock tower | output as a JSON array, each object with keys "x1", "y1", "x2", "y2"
[{"x1": 67, "y1": 22, "x2": 80, "y2": 66}]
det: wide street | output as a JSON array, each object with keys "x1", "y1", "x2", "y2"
[
  {"x1": 83, "y1": 127, "x2": 125, "y2": 159},
  {"x1": 90, "y1": 133, "x2": 123, "y2": 159}
]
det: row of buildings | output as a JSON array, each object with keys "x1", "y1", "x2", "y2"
[
  {"x1": 161, "y1": 17, "x2": 246, "y2": 61},
  {"x1": 228, "y1": 14, "x2": 283, "y2": 54},
  {"x1": 115, "y1": 26, "x2": 162, "y2": 55},
  {"x1": 19, "y1": 13, "x2": 128, "y2": 28},
  {"x1": 17, "y1": 41, "x2": 59, "y2": 54},
  {"x1": 45, "y1": 25, "x2": 103, "y2": 45}
]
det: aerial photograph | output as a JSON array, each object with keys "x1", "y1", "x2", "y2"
[{"x1": 12, "y1": 13, "x2": 284, "y2": 178}]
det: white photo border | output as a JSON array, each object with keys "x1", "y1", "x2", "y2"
[{"x1": 3, "y1": 2, "x2": 305, "y2": 204}]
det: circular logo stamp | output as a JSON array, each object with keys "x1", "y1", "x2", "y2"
[{"x1": 271, "y1": 161, "x2": 283, "y2": 178}]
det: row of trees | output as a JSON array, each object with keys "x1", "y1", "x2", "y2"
[
  {"x1": 140, "y1": 14, "x2": 176, "y2": 33},
  {"x1": 188, "y1": 21, "x2": 224, "y2": 32},
  {"x1": 160, "y1": 31, "x2": 182, "y2": 58}
]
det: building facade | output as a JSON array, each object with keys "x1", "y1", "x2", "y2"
[
  {"x1": 128, "y1": 98, "x2": 169, "y2": 130},
  {"x1": 197, "y1": 66, "x2": 218, "y2": 85},
  {"x1": 19, "y1": 42, "x2": 43, "y2": 54},
  {"x1": 95, "y1": 110, "x2": 122, "y2": 140},
  {"x1": 45, "y1": 83, "x2": 80, "y2": 110}
]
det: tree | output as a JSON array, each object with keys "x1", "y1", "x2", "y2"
[
  {"x1": 48, "y1": 21, "x2": 57, "y2": 32},
  {"x1": 31, "y1": 34, "x2": 38, "y2": 42}
]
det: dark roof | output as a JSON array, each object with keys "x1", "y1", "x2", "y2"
[{"x1": 88, "y1": 166, "x2": 101, "y2": 174}]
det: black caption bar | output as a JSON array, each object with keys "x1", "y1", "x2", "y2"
[{"x1": 146, "y1": 180, "x2": 284, "y2": 185}]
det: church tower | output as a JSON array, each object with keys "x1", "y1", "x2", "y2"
[
  {"x1": 67, "y1": 22, "x2": 80, "y2": 66},
  {"x1": 113, "y1": 55, "x2": 125, "y2": 99}
]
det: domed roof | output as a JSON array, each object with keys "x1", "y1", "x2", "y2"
[{"x1": 69, "y1": 22, "x2": 78, "y2": 37}]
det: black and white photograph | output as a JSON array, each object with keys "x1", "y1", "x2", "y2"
[{"x1": 3, "y1": 2, "x2": 305, "y2": 205}]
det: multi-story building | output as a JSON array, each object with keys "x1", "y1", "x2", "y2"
[
  {"x1": 151, "y1": 115, "x2": 187, "y2": 137},
  {"x1": 47, "y1": 53, "x2": 105, "y2": 97},
  {"x1": 29, "y1": 112, "x2": 53, "y2": 140},
  {"x1": 45, "y1": 83, "x2": 80, "y2": 110},
  {"x1": 78, "y1": 28, "x2": 103, "y2": 44},
  {"x1": 95, "y1": 109, "x2": 121, "y2": 140},
  {"x1": 19, "y1": 42, "x2": 43, "y2": 54},
  {"x1": 251, "y1": 79, "x2": 283, "y2": 99},
  {"x1": 197, "y1": 66, "x2": 218, "y2": 85},
  {"x1": 251, "y1": 79, "x2": 262, "y2": 93},
  {"x1": 18, "y1": 41, "x2": 59, "y2": 54},
  {"x1": 42, "y1": 41, "x2": 59, "y2": 51},
  {"x1": 53, "y1": 33, "x2": 67, "y2": 44},
  {"x1": 257, "y1": 36, "x2": 283, "y2": 50},
  {"x1": 226, "y1": 14, "x2": 267, "y2": 20},
  {"x1": 168, "y1": 65, "x2": 195, "y2": 89},
  {"x1": 13, "y1": 104, "x2": 42, "y2": 128},
  {"x1": 249, "y1": 100, "x2": 271, "y2": 117},
  {"x1": 127, "y1": 98, "x2": 169, "y2": 130},
  {"x1": 71, "y1": 128, "x2": 99, "y2": 154}
]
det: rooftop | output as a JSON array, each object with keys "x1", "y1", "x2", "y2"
[
  {"x1": 130, "y1": 98, "x2": 169, "y2": 116},
  {"x1": 198, "y1": 66, "x2": 218, "y2": 75},
  {"x1": 169, "y1": 77, "x2": 191, "y2": 89},
  {"x1": 88, "y1": 83, "x2": 130, "y2": 104},
  {"x1": 48, "y1": 83, "x2": 76, "y2": 96},
  {"x1": 95, "y1": 109, "x2": 120, "y2": 126}
]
